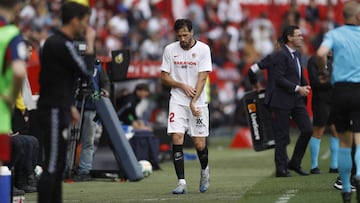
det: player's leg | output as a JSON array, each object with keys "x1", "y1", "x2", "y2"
[
  {"x1": 309, "y1": 126, "x2": 324, "y2": 174},
  {"x1": 332, "y1": 84, "x2": 355, "y2": 202},
  {"x1": 309, "y1": 100, "x2": 330, "y2": 174},
  {"x1": 75, "y1": 110, "x2": 97, "y2": 181},
  {"x1": 168, "y1": 102, "x2": 187, "y2": 194},
  {"x1": 351, "y1": 110, "x2": 360, "y2": 202},
  {"x1": 190, "y1": 106, "x2": 210, "y2": 192},
  {"x1": 329, "y1": 124, "x2": 339, "y2": 173}
]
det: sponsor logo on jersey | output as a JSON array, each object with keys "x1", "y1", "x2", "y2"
[{"x1": 173, "y1": 60, "x2": 197, "y2": 67}]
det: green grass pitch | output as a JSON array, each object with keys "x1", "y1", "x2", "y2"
[{"x1": 25, "y1": 131, "x2": 354, "y2": 202}]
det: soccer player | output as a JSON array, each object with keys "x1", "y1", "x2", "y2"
[{"x1": 160, "y1": 19, "x2": 212, "y2": 194}]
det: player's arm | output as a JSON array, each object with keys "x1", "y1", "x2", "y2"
[
  {"x1": 160, "y1": 71, "x2": 196, "y2": 97},
  {"x1": 316, "y1": 45, "x2": 330, "y2": 73},
  {"x1": 248, "y1": 63, "x2": 261, "y2": 91},
  {"x1": 190, "y1": 71, "x2": 209, "y2": 117},
  {"x1": 1, "y1": 37, "x2": 26, "y2": 108},
  {"x1": 9, "y1": 60, "x2": 26, "y2": 106}
]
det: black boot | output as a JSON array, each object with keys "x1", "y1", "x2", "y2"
[
  {"x1": 27, "y1": 173, "x2": 37, "y2": 188},
  {"x1": 12, "y1": 187, "x2": 25, "y2": 196},
  {"x1": 15, "y1": 171, "x2": 37, "y2": 193}
]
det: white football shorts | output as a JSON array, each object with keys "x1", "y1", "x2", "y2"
[{"x1": 167, "y1": 102, "x2": 209, "y2": 137}]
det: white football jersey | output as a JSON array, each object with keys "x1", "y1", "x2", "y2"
[{"x1": 161, "y1": 40, "x2": 212, "y2": 107}]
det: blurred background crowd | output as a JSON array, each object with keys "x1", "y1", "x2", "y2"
[{"x1": 18, "y1": 0, "x2": 345, "y2": 129}]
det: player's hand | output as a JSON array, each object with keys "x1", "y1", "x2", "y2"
[
  {"x1": 101, "y1": 89, "x2": 109, "y2": 97},
  {"x1": 252, "y1": 83, "x2": 262, "y2": 91},
  {"x1": 318, "y1": 75, "x2": 329, "y2": 84},
  {"x1": 299, "y1": 85, "x2": 311, "y2": 96},
  {"x1": 70, "y1": 106, "x2": 80, "y2": 124},
  {"x1": 190, "y1": 101, "x2": 201, "y2": 117},
  {"x1": 182, "y1": 84, "x2": 196, "y2": 98},
  {"x1": 85, "y1": 26, "x2": 96, "y2": 54}
]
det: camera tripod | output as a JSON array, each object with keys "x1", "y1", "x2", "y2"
[{"x1": 66, "y1": 82, "x2": 95, "y2": 180}]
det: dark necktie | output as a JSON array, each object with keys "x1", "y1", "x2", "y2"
[{"x1": 293, "y1": 51, "x2": 301, "y2": 83}]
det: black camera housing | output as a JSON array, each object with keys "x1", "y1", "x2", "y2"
[{"x1": 73, "y1": 41, "x2": 87, "y2": 56}]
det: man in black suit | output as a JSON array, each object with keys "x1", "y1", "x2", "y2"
[{"x1": 269, "y1": 25, "x2": 313, "y2": 177}]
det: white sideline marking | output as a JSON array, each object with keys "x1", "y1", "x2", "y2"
[{"x1": 275, "y1": 189, "x2": 298, "y2": 203}]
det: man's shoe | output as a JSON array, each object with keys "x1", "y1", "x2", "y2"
[
  {"x1": 334, "y1": 177, "x2": 356, "y2": 192},
  {"x1": 310, "y1": 167, "x2": 321, "y2": 174},
  {"x1": 172, "y1": 183, "x2": 187, "y2": 194},
  {"x1": 288, "y1": 164, "x2": 309, "y2": 176},
  {"x1": 73, "y1": 173, "x2": 92, "y2": 182},
  {"x1": 341, "y1": 192, "x2": 352, "y2": 203},
  {"x1": 13, "y1": 187, "x2": 25, "y2": 196},
  {"x1": 276, "y1": 170, "x2": 291, "y2": 177},
  {"x1": 28, "y1": 174, "x2": 38, "y2": 187},
  {"x1": 334, "y1": 177, "x2": 343, "y2": 190},
  {"x1": 329, "y1": 168, "x2": 339, "y2": 173},
  {"x1": 200, "y1": 165, "x2": 210, "y2": 193}
]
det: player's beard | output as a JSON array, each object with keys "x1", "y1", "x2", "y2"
[{"x1": 180, "y1": 39, "x2": 192, "y2": 50}]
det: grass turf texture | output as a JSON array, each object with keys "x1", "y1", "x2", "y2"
[{"x1": 25, "y1": 132, "x2": 354, "y2": 202}]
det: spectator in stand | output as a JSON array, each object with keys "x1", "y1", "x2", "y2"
[
  {"x1": 305, "y1": 0, "x2": 320, "y2": 26},
  {"x1": 139, "y1": 31, "x2": 165, "y2": 61},
  {"x1": 217, "y1": 0, "x2": 243, "y2": 25},
  {"x1": 311, "y1": 21, "x2": 329, "y2": 53},
  {"x1": 116, "y1": 83, "x2": 152, "y2": 131},
  {"x1": 242, "y1": 28, "x2": 260, "y2": 67},
  {"x1": 325, "y1": 9, "x2": 340, "y2": 30},
  {"x1": 251, "y1": 12, "x2": 275, "y2": 58},
  {"x1": 185, "y1": 0, "x2": 205, "y2": 34}
]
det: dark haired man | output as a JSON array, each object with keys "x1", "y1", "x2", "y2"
[
  {"x1": 269, "y1": 25, "x2": 313, "y2": 177},
  {"x1": 37, "y1": 1, "x2": 95, "y2": 202},
  {"x1": 160, "y1": 19, "x2": 212, "y2": 194}
]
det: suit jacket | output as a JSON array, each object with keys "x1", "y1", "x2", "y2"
[
  {"x1": 256, "y1": 52, "x2": 278, "y2": 106},
  {"x1": 267, "y1": 47, "x2": 308, "y2": 109}
]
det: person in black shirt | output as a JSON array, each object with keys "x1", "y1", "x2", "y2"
[
  {"x1": 116, "y1": 83, "x2": 151, "y2": 131},
  {"x1": 37, "y1": 2, "x2": 94, "y2": 203},
  {"x1": 307, "y1": 53, "x2": 339, "y2": 174}
]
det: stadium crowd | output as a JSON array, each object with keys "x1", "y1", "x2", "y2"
[{"x1": 1, "y1": 0, "x2": 348, "y2": 198}]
